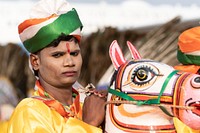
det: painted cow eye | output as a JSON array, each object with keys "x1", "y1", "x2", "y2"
[
  {"x1": 132, "y1": 67, "x2": 157, "y2": 86},
  {"x1": 123, "y1": 63, "x2": 162, "y2": 91},
  {"x1": 136, "y1": 69, "x2": 148, "y2": 81}
]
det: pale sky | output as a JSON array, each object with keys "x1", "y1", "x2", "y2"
[
  {"x1": 68, "y1": 0, "x2": 200, "y2": 6},
  {"x1": 1, "y1": 0, "x2": 200, "y2": 6}
]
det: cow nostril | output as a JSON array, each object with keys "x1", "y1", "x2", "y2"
[{"x1": 194, "y1": 77, "x2": 200, "y2": 83}]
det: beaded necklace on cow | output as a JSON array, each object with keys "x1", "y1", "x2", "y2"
[{"x1": 107, "y1": 61, "x2": 179, "y2": 117}]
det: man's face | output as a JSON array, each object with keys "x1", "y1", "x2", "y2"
[{"x1": 31, "y1": 39, "x2": 82, "y2": 88}]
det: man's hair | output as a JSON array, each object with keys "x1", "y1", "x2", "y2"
[{"x1": 48, "y1": 34, "x2": 79, "y2": 47}]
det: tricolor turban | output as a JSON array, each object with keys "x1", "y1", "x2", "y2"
[
  {"x1": 18, "y1": 0, "x2": 83, "y2": 53},
  {"x1": 177, "y1": 26, "x2": 200, "y2": 65}
]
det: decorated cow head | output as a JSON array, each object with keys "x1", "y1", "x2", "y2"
[{"x1": 105, "y1": 40, "x2": 200, "y2": 133}]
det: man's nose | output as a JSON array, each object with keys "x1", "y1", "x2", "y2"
[{"x1": 63, "y1": 55, "x2": 74, "y2": 66}]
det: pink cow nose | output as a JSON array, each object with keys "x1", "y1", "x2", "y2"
[{"x1": 191, "y1": 76, "x2": 200, "y2": 88}]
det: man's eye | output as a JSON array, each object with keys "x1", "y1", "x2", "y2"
[
  {"x1": 70, "y1": 51, "x2": 79, "y2": 56},
  {"x1": 52, "y1": 53, "x2": 63, "y2": 58}
]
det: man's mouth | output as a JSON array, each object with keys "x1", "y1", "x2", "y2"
[{"x1": 62, "y1": 71, "x2": 77, "y2": 77}]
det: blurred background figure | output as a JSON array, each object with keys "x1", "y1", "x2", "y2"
[
  {"x1": 0, "y1": 43, "x2": 35, "y2": 122},
  {"x1": 174, "y1": 26, "x2": 200, "y2": 74},
  {"x1": 0, "y1": 76, "x2": 18, "y2": 121}
]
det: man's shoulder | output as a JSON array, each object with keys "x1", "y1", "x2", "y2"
[{"x1": 15, "y1": 97, "x2": 50, "y2": 112}]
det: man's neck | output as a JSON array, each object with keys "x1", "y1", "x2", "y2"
[{"x1": 39, "y1": 80, "x2": 73, "y2": 106}]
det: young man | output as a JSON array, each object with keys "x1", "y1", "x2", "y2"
[{"x1": 6, "y1": 0, "x2": 106, "y2": 132}]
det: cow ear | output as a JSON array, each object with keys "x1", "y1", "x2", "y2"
[
  {"x1": 127, "y1": 41, "x2": 141, "y2": 60},
  {"x1": 109, "y1": 40, "x2": 126, "y2": 70}
]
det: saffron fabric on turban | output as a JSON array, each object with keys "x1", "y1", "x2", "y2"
[{"x1": 18, "y1": 0, "x2": 83, "y2": 53}]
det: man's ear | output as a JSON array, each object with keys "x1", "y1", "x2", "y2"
[{"x1": 30, "y1": 53, "x2": 39, "y2": 71}]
